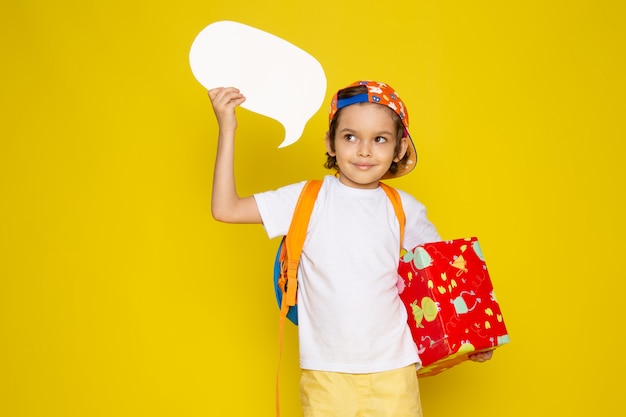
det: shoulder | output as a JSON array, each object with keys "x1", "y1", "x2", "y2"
[
  {"x1": 389, "y1": 186, "x2": 428, "y2": 213},
  {"x1": 320, "y1": 175, "x2": 339, "y2": 188},
  {"x1": 253, "y1": 180, "x2": 308, "y2": 224},
  {"x1": 389, "y1": 187, "x2": 440, "y2": 245},
  {"x1": 253, "y1": 180, "x2": 313, "y2": 239}
]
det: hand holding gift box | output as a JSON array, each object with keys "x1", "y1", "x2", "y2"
[{"x1": 398, "y1": 237, "x2": 510, "y2": 377}]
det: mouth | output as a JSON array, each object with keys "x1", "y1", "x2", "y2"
[{"x1": 353, "y1": 162, "x2": 376, "y2": 170}]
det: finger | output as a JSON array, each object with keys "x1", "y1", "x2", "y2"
[
  {"x1": 212, "y1": 89, "x2": 245, "y2": 106},
  {"x1": 208, "y1": 87, "x2": 223, "y2": 101},
  {"x1": 209, "y1": 86, "x2": 240, "y2": 96}
]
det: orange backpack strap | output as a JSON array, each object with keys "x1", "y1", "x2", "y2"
[
  {"x1": 276, "y1": 179, "x2": 322, "y2": 417},
  {"x1": 282, "y1": 180, "x2": 323, "y2": 310},
  {"x1": 379, "y1": 182, "x2": 406, "y2": 251}
]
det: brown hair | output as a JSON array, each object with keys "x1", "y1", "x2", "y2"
[{"x1": 324, "y1": 85, "x2": 410, "y2": 174}]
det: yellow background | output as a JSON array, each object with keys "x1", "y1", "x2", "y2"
[{"x1": 1, "y1": 1, "x2": 625, "y2": 416}]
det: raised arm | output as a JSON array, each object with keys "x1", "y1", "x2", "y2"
[{"x1": 208, "y1": 87, "x2": 262, "y2": 224}]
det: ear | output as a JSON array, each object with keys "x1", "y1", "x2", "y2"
[
  {"x1": 325, "y1": 132, "x2": 336, "y2": 156},
  {"x1": 394, "y1": 136, "x2": 409, "y2": 162}
]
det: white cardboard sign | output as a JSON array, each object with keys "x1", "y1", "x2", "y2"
[{"x1": 189, "y1": 20, "x2": 327, "y2": 147}]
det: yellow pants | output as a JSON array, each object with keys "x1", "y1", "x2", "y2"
[{"x1": 300, "y1": 365, "x2": 422, "y2": 417}]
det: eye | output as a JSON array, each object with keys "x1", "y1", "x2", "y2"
[
  {"x1": 375, "y1": 136, "x2": 388, "y2": 143},
  {"x1": 344, "y1": 134, "x2": 356, "y2": 142}
]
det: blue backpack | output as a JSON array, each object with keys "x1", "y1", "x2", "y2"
[{"x1": 273, "y1": 180, "x2": 406, "y2": 325}]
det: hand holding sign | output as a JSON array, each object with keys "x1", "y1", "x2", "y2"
[{"x1": 189, "y1": 21, "x2": 327, "y2": 147}]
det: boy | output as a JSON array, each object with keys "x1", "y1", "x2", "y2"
[{"x1": 209, "y1": 81, "x2": 491, "y2": 417}]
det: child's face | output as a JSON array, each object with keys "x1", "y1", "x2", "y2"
[{"x1": 326, "y1": 102, "x2": 408, "y2": 189}]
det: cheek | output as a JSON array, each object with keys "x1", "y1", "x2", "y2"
[
  {"x1": 383, "y1": 144, "x2": 399, "y2": 159},
  {"x1": 332, "y1": 140, "x2": 351, "y2": 156}
]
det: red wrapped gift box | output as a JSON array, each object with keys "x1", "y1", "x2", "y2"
[{"x1": 398, "y1": 237, "x2": 510, "y2": 377}]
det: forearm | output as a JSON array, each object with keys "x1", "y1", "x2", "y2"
[
  {"x1": 211, "y1": 129, "x2": 261, "y2": 224},
  {"x1": 211, "y1": 129, "x2": 237, "y2": 220}
]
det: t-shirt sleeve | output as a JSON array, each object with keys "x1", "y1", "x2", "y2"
[
  {"x1": 253, "y1": 181, "x2": 307, "y2": 239},
  {"x1": 398, "y1": 191, "x2": 441, "y2": 249}
]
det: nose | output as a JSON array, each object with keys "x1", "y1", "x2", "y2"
[{"x1": 357, "y1": 141, "x2": 372, "y2": 157}]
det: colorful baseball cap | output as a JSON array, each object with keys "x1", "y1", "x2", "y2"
[{"x1": 329, "y1": 80, "x2": 417, "y2": 178}]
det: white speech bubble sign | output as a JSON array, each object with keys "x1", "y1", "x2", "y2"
[{"x1": 189, "y1": 20, "x2": 327, "y2": 148}]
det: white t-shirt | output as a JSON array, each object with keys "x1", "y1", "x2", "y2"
[{"x1": 254, "y1": 175, "x2": 440, "y2": 373}]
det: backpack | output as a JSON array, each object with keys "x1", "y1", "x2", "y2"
[
  {"x1": 272, "y1": 179, "x2": 406, "y2": 416},
  {"x1": 273, "y1": 179, "x2": 406, "y2": 325}
]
